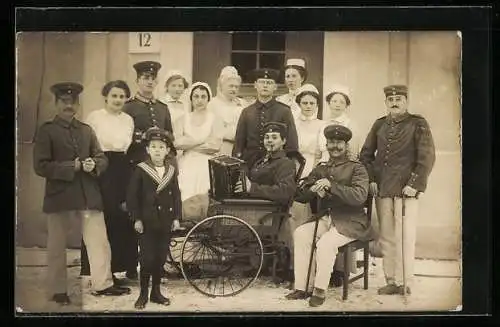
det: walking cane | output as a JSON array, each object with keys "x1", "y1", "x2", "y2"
[
  {"x1": 305, "y1": 197, "x2": 322, "y2": 295},
  {"x1": 401, "y1": 195, "x2": 408, "y2": 304}
]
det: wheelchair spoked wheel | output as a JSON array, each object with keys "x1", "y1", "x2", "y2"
[{"x1": 180, "y1": 215, "x2": 264, "y2": 297}]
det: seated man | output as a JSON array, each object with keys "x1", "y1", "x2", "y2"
[
  {"x1": 285, "y1": 124, "x2": 373, "y2": 307},
  {"x1": 235, "y1": 121, "x2": 297, "y2": 208}
]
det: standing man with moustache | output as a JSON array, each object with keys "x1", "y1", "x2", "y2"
[
  {"x1": 33, "y1": 82, "x2": 130, "y2": 305},
  {"x1": 360, "y1": 85, "x2": 436, "y2": 296},
  {"x1": 233, "y1": 68, "x2": 299, "y2": 170}
]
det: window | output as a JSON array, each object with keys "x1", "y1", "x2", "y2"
[{"x1": 231, "y1": 32, "x2": 286, "y2": 84}]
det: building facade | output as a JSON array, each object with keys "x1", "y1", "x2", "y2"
[{"x1": 16, "y1": 31, "x2": 461, "y2": 259}]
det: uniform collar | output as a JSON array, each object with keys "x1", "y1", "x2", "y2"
[
  {"x1": 386, "y1": 111, "x2": 410, "y2": 124},
  {"x1": 259, "y1": 150, "x2": 286, "y2": 163},
  {"x1": 256, "y1": 97, "x2": 275, "y2": 108},
  {"x1": 269, "y1": 150, "x2": 286, "y2": 160},
  {"x1": 327, "y1": 154, "x2": 350, "y2": 166},
  {"x1": 53, "y1": 115, "x2": 78, "y2": 128},
  {"x1": 135, "y1": 92, "x2": 157, "y2": 104}
]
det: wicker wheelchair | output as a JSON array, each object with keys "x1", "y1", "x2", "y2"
[{"x1": 166, "y1": 152, "x2": 306, "y2": 298}]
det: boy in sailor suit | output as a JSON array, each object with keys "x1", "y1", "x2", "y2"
[{"x1": 126, "y1": 127, "x2": 182, "y2": 309}]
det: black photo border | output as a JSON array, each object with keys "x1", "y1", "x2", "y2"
[{"x1": 9, "y1": 4, "x2": 495, "y2": 325}]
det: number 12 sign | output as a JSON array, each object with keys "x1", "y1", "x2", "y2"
[{"x1": 129, "y1": 32, "x2": 160, "y2": 53}]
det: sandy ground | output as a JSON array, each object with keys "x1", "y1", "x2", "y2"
[{"x1": 15, "y1": 247, "x2": 462, "y2": 314}]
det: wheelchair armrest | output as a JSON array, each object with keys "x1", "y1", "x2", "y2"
[{"x1": 216, "y1": 197, "x2": 282, "y2": 209}]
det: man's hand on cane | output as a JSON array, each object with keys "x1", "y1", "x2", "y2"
[{"x1": 310, "y1": 178, "x2": 331, "y2": 198}]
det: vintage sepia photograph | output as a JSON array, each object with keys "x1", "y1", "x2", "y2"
[{"x1": 15, "y1": 30, "x2": 462, "y2": 313}]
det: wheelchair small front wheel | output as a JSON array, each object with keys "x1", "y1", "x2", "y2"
[{"x1": 180, "y1": 214, "x2": 264, "y2": 297}]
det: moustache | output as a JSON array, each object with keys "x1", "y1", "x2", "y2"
[
  {"x1": 391, "y1": 105, "x2": 399, "y2": 108},
  {"x1": 328, "y1": 147, "x2": 343, "y2": 151}
]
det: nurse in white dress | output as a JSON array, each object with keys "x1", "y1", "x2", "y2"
[
  {"x1": 159, "y1": 70, "x2": 190, "y2": 141},
  {"x1": 206, "y1": 66, "x2": 248, "y2": 156},
  {"x1": 276, "y1": 58, "x2": 307, "y2": 120},
  {"x1": 175, "y1": 82, "x2": 223, "y2": 220},
  {"x1": 318, "y1": 84, "x2": 361, "y2": 162},
  {"x1": 281, "y1": 83, "x2": 325, "y2": 278}
]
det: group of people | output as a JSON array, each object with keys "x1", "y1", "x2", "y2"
[{"x1": 32, "y1": 56, "x2": 436, "y2": 309}]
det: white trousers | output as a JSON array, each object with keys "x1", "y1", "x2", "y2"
[
  {"x1": 287, "y1": 202, "x2": 357, "y2": 273},
  {"x1": 46, "y1": 210, "x2": 113, "y2": 295},
  {"x1": 376, "y1": 197, "x2": 418, "y2": 287},
  {"x1": 293, "y1": 216, "x2": 354, "y2": 291}
]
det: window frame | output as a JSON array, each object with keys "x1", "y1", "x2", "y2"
[{"x1": 230, "y1": 31, "x2": 287, "y2": 88}]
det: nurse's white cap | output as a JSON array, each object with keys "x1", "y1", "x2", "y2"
[
  {"x1": 285, "y1": 58, "x2": 306, "y2": 69},
  {"x1": 327, "y1": 84, "x2": 351, "y2": 99},
  {"x1": 298, "y1": 83, "x2": 319, "y2": 94}
]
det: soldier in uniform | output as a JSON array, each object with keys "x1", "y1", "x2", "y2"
[
  {"x1": 235, "y1": 122, "x2": 297, "y2": 208},
  {"x1": 233, "y1": 68, "x2": 299, "y2": 170},
  {"x1": 359, "y1": 84, "x2": 436, "y2": 296},
  {"x1": 123, "y1": 60, "x2": 175, "y2": 279},
  {"x1": 33, "y1": 82, "x2": 130, "y2": 305},
  {"x1": 124, "y1": 60, "x2": 174, "y2": 166},
  {"x1": 285, "y1": 125, "x2": 373, "y2": 307}
]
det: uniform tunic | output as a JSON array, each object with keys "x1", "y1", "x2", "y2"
[
  {"x1": 359, "y1": 112, "x2": 436, "y2": 197},
  {"x1": 33, "y1": 116, "x2": 108, "y2": 213},
  {"x1": 33, "y1": 115, "x2": 114, "y2": 293},
  {"x1": 248, "y1": 150, "x2": 297, "y2": 208},
  {"x1": 126, "y1": 159, "x2": 182, "y2": 274},
  {"x1": 359, "y1": 111, "x2": 435, "y2": 287},
  {"x1": 233, "y1": 99, "x2": 299, "y2": 169},
  {"x1": 123, "y1": 93, "x2": 174, "y2": 165}
]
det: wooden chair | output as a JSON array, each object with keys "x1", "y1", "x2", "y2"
[{"x1": 336, "y1": 194, "x2": 375, "y2": 300}]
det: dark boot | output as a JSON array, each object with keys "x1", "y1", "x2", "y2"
[
  {"x1": 329, "y1": 270, "x2": 344, "y2": 288},
  {"x1": 134, "y1": 273, "x2": 150, "y2": 310},
  {"x1": 284, "y1": 290, "x2": 311, "y2": 300},
  {"x1": 126, "y1": 269, "x2": 138, "y2": 280},
  {"x1": 150, "y1": 271, "x2": 170, "y2": 306},
  {"x1": 51, "y1": 293, "x2": 71, "y2": 305},
  {"x1": 112, "y1": 275, "x2": 129, "y2": 288},
  {"x1": 377, "y1": 283, "x2": 401, "y2": 295},
  {"x1": 309, "y1": 287, "x2": 326, "y2": 307}
]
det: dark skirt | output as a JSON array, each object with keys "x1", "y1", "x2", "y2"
[{"x1": 80, "y1": 151, "x2": 138, "y2": 275}]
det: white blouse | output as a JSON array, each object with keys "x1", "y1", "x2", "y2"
[
  {"x1": 207, "y1": 95, "x2": 247, "y2": 156},
  {"x1": 276, "y1": 91, "x2": 301, "y2": 120},
  {"x1": 296, "y1": 114, "x2": 325, "y2": 177},
  {"x1": 86, "y1": 108, "x2": 134, "y2": 152},
  {"x1": 160, "y1": 94, "x2": 189, "y2": 140}
]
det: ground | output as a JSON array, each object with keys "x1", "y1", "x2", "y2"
[{"x1": 15, "y1": 247, "x2": 462, "y2": 314}]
